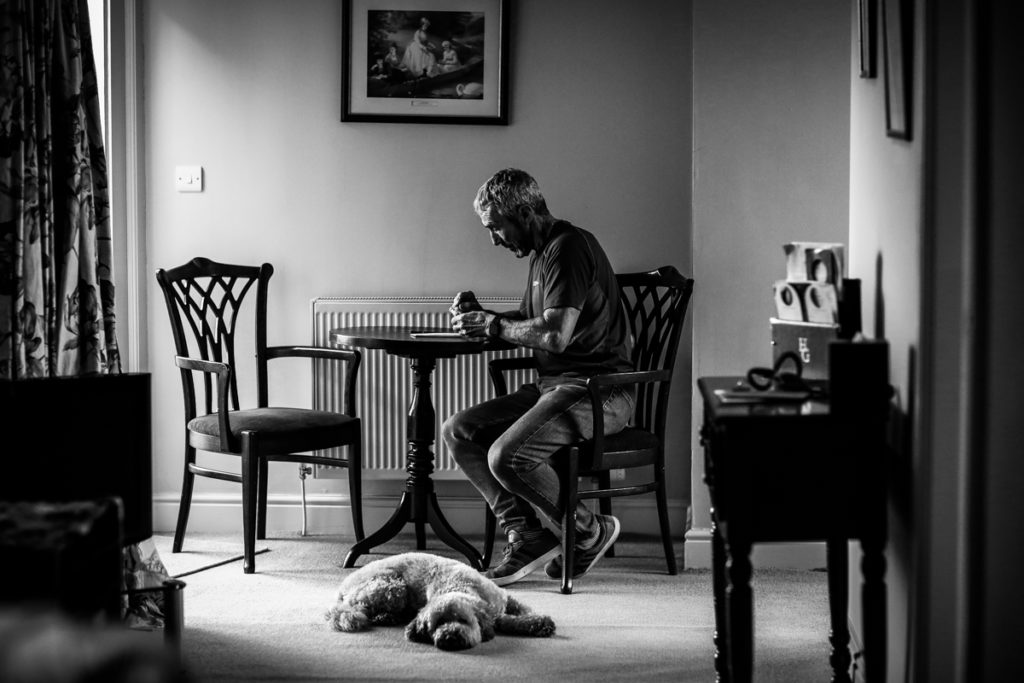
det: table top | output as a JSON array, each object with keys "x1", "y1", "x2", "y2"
[
  {"x1": 330, "y1": 325, "x2": 514, "y2": 358},
  {"x1": 698, "y1": 376, "x2": 830, "y2": 420}
]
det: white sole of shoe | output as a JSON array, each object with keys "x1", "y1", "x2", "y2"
[
  {"x1": 487, "y1": 545, "x2": 561, "y2": 586},
  {"x1": 581, "y1": 516, "x2": 621, "y2": 575},
  {"x1": 545, "y1": 516, "x2": 624, "y2": 580}
]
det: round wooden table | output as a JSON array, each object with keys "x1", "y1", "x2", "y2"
[{"x1": 330, "y1": 325, "x2": 513, "y2": 569}]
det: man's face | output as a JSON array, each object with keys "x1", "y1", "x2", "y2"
[{"x1": 480, "y1": 208, "x2": 530, "y2": 258}]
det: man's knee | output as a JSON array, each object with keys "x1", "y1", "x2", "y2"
[
  {"x1": 486, "y1": 436, "x2": 521, "y2": 484},
  {"x1": 441, "y1": 411, "x2": 464, "y2": 447},
  {"x1": 442, "y1": 410, "x2": 483, "y2": 467}
]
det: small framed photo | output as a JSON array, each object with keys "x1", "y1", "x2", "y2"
[{"x1": 341, "y1": 0, "x2": 510, "y2": 125}]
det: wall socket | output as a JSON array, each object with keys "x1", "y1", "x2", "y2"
[
  {"x1": 609, "y1": 468, "x2": 625, "y2": 482},
  {"x1": 175, "y1": 165, "x2": 203, "y2": 192}
]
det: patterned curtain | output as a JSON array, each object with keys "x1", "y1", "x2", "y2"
[
  {"x1": 0, "y1": 0, "x2": 120, "y2": 379},
  {"x1": 0, "y1": 0, "x2": 169, "y2": 632}
]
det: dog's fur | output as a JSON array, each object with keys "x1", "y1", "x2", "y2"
[{"x1": 325, "y1": 552, "x2": 556, "y2": 650}]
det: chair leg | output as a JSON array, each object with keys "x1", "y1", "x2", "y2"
[
  {"x1": 257, "y1": 458, "x2": 269, "y2": 540},
  {"x1": 483, "y1": 506, "x2": 497, "y2": 569},
  {"x1": 561, "y1": 447, "x2": 580, "y2": 595},
  {"x1": 241, "y1": 435, "x2": 259, "y2": 574},
  {"x1": 597, "y1": 471, "x2": 615, "y2": 558},
  {"x1": 172, "y1": 443, "x2": 196, "y2": 553},
  {"x1": 348, "y1": 441, "x2": 365, "y2": 541},
  {"x1": 655, "y1": 476, "x2": 678, "y2": 575}
]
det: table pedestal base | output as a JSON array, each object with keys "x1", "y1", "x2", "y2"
[
  {"x1": 342, "y1": 355, "x2": 484, "y2": 570},
  {"x1": 342, "y1": 486, "x2": 483, "y2": 570}
]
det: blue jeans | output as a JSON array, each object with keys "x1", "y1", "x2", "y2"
[{"x1": 442, "y1": 376, "x2": 635, "y2": 541}]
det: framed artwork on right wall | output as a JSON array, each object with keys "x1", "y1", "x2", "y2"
[
  {"x1": 858, "y1": 0, "x2": 876, "y2": 78},
  {"x1": 883, "y1": 0, "x2": 911, "y2": 140}
]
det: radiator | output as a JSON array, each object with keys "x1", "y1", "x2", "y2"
[{"x1": 311, "y1": 296, "x2": 532, "y2": 476}]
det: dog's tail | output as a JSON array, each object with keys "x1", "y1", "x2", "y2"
[{"x1": 325, "y1": 602, "x2": 370, "y2": 632}]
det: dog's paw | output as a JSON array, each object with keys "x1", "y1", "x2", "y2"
[
  {"x1": 495, "y1": 613, "x2": 556, "y2": 638},
  {"x1": 406, "y1": 616, "x2": 481, "y2": 650},
  {"x1": 530, "y1": 614, "x2": 556, "y2": 638},
  {"x1": 404, "y1": 617, "x2": 433, "y2": 644},
  {"x1": 326, "y1": 604, "x2": 370, "y2": 632}
]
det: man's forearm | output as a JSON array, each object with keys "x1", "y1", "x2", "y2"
[
  {"x1": 492, "y1": 316, "x2": 555, "y2": 351},
  {"x1": 483, "y1": 309, "x2": 525, "y2": 321},
  {"x1": 451, "y1": 306, "x2": 574, "y2": 352},
  {"x1": 489, "y1": 308, "x2": 575, "y2": 354}
]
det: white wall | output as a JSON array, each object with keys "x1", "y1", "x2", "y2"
[
  {"x1": 850, "y1": 1, "x2": 1024, "y2": 678},
  {"x1": 687, "y1": 0, "x2": 851, "y2": 567},
  {"x1": 848, "y1": 0, "x2": 925, "y2": 677},
  {"x1": 141, "y1": 0, "x2": 694, "y2": 536}
]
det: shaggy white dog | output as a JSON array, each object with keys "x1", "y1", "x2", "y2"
[{"x1": 325, "y1": 552, "x2": 556, "y2": 650}]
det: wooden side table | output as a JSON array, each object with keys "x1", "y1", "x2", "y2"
[{"x1": 698, "y1": 370, "x2": 888, "y2": 683}]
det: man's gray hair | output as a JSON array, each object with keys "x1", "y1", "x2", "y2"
[{"x1": 473, "y1": 168, "x2": 550, "y2": 219}]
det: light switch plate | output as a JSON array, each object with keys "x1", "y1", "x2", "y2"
[{"x1": 175, "y1": 165, "x2": 203, "y2": 192}]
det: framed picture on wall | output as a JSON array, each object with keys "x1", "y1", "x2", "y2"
[
  {"x1": 341, "y1": 0, "x2": 510, "y2": 125},
  {"x1": 882, "y1": 0, "x2": 911, "y2": 139}
]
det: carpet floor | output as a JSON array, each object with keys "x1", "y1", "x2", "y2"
[{"x1": 153, "y1": 532, "x2": 839, "y2": 682}]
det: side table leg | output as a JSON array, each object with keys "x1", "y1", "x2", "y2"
[
  {"x1": 725, "y1": 536, "x2": 753, "y2": 683},
  {"x1": 827, "y1": 538, "x2": 853, "y2": 682},
  {"x1": 861, "y1": 536, "x2": 887, "y2": 683},
  {"x1": 342, "y1": 493, "x2": 412, "y2": 568},
  {"x1": 711, "y1": 510, "x2": 731, "y2": 683}
]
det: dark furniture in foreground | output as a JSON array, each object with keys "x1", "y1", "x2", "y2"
[
  {"x1": 484, "y1": 265, "x2": 694, "y2": 593},
  {"x1": 0, "y1": 372, "x2": 153, "y2": 545},
  {"x1": 329, "y1": 325, "x2": 513, "y2": 570},
  {"x1": 0, "y1": 373, "x2": 183, "y2": 666},
  {"x1": 0, "y1": 499, "x2": 125, "y2": 620},
  {"x1": 157, "y1": 258, "x2": 365, "y2": 574},
  {"x1": 0, "y1": 498, "x2": 185, "y2": 671},
  {"x1": 698, "y1": 343, "x2": 889, "y2": 682}
]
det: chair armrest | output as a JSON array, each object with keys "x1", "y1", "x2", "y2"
[
  {"x1": 265, "y1": 345, "x2": 360, "y2": 364},
  {"x1": 583, "y1": 369, "x2": 672, "y2": 458},
  {"x1": 584, "y1": 369, "x2": 671, "y2": 388},
  {"x1": 174, "y1": 355, "x2": 229, "y2": 376},
  {"x1": 174, "y1": 355, "x2": 233, "y2": 451},
  {"x1": 265, "y1": 345, "x2": 362, "y2": 418},
  {"x1": 488, "y1": 356, "x2": 539, "y2": 396}
]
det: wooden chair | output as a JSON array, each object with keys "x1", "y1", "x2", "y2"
[
  {"x1": 156, "y1": 257, "x2": 364, "y2": 573},
  {"x1": 484, "y1": 265, "x2": 694, "y2": 593}
]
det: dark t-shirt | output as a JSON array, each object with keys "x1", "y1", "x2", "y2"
[{"x1": 521, "y1": 221, "x2": 633, "y2": 378}]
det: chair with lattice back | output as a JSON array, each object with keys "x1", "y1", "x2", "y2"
[
  {"x1": 484, "y1": 265, "x2": 694, "y2": 593},
  {"x1": 156, "y1": 257, "x2": 364, "y2": 573}
]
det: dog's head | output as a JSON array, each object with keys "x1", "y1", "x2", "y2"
[{"x1": 404, "y1": 591, "x2": 495, "y2": 651}]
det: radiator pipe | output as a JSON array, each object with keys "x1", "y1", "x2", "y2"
[{"x1": 299, "y1": 464, "x2": 313, "y2": 536}]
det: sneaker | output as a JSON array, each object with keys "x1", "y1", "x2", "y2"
[
  {"x1": 485, "y1": 528, "x2": 561, "y2": 586},
  {"x1": 545, "y1": 514, "x2": 621, "y2": 579}
]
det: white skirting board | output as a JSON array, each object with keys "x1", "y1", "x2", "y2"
[
  {"x1": 152, "y1": 492, "x2": 688, "y2": 539},
  {"x1": 152, "y1": 493, "x2": 826, "y2": 570},
  {"x1": 684, "y1": 527, "x2": 827, "y2": 570}
]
